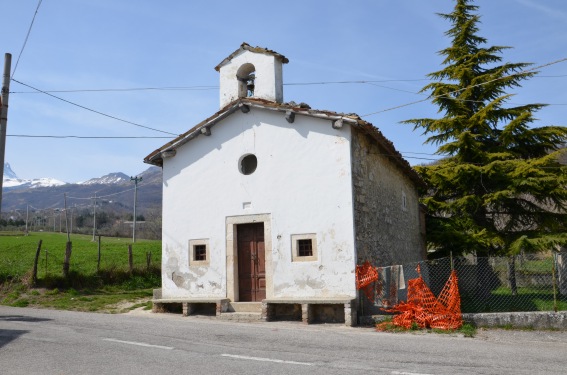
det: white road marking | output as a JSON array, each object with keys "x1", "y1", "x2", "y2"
[
  {"x1": 221, "y1": 354, "x2": 313, "y2": 366},
  {"x1": 103, "y1": 338, "x2": 173, "y2": 350},
  {"x1": 392, "y1": 371, "x2": 434, "y2": 375}
]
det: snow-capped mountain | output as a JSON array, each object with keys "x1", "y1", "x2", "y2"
[
  {"x1": 78, "y1": 172, "x2": 130, "y2": 186},
  {"x1": 2, "y1": 163, "x2": 67, "y2": 189},
  {"x1": 4, "y1": 163, "x2": 17, "y2": 179}
]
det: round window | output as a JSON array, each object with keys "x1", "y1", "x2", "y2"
[{"x1": 240, "y1": 154, "x2": 258, "y2": 175}]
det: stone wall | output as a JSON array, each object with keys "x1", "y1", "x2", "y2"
[{"x1": 351, "y1": 129, "x2": 425, "y2": 268}]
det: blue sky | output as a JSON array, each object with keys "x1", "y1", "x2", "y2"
[{"x1": 2, "y1": 0, "x2": 566, "y2": 183}]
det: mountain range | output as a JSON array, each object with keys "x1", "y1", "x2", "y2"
[
  {"x1": 3, "y1": 163, "x2": 67, "y2": 190},
  {"x1": 1, "y1": 163, "x2": 162, "y2": 212}
]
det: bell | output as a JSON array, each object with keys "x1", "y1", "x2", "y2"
[
  {"x1": 246, "y1": 81, "x2": 255, "y2": 96},
  {"x1": 246, "y1": 74, "x2": 255, "y2": 96}
]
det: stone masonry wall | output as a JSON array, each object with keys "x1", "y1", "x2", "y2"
[{"x1": 351, "y1": 129, "x2": 425, "y2": 267}]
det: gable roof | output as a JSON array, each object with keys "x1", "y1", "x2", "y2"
[
  {"x1": 214, "y1": 42, "x2": 289, "y2": 72},
  {"x1": 144, "y1": 98, "x2": 425, "y2": 188}
]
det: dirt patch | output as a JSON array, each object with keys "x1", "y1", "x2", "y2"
[{"x1": 102, "y1": 298, "x2": 151, "y2": 314}]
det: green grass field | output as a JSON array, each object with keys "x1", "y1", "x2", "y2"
[
  {"x1": 460, "y1": 286, "x2": 567, "y2": 313},
  {"x1": 0, "y1": 231, "x2": 162, "y2": 312}
]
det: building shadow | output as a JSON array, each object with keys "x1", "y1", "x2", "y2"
[
  {"x1": 0, "y1": 315, "x2": 52, "y2": 323},
  {"x1": 0, "y1": 329, "x2": 30, "y2": 349}
]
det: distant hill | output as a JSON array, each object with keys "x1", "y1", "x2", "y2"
[
  {"x1": 3, "y1": 162, "x2": 67, "y2": 190},
  {"x1": 79, "y1": 172, "x2": 130, "y2": 186},
  {"x1": 1, "y1": 165, "x2": 162, "y2": 213}
]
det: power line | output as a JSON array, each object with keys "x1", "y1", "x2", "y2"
[
  {"x1": 361, "y1": 57, "x2": 567, "y2": 117},
  {"x1": 399, "y1": 155, "x2": 441, "y2": 161},
  {"x1": 365, "y1": 82, "x2": 421, "y2": 95},
  {"x1": 11, "y1": 78, "x2": 179, "y2": 136},
  {"x1": 9, "y1": 79, "x2": 432, "y2": 93},
  {"x1": 537, "y1": 74, "x2": 567, "y2": 78},
  {"x1": 10, "y1": 86, "x2": 219, "y2": 94},
  {"x1": 284, "y1": 79, "x2": 430, "y2": 86},
  {"x1": 11, "y1": 0, "x2": 43, "y2": 79},
  {"x1": 9, "y1": 74, "x2": 566, "y2": 94},
  {"x1": 68, "y1": 188, "x2": 134, "y2": 200},
  {"x1": 402, "y1": 151, "x2": 439, "y2": 156},
  {"x1": 7, "y1": 134, "x2": 174, "y2": 139},
  {"x1": 67, "y1": 181, "x2": 154, "y2": 200}
]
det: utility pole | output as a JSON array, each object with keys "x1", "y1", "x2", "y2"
[
  {"x1": 25, "y1": 204, "x2": 29, "y2": 235},
  {"x1": 70, "y1": 204, "x2": 74, "y2": 234},
  {"x1": 92, "y1": 193, "x2": 97, "y2": 241},
  {"x1": 130, "y1": 176, "x2": 142, "y2": 243},
  {"x1": 63, "y1": 193, "x2": 72, "y2": 278},
  {"x1": 0, "y1": 53, "x2": 12, "y2": 217},
  {"x1": 64, "y1": 194, "x2": 70, "y2": 242}
]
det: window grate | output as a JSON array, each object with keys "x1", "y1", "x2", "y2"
[
  {"x1": 297, "y1": 239, "x2": 313, "y2": 257},
  {"x1": 194, "y1": 244, "x2": 207, "y2": 261}
]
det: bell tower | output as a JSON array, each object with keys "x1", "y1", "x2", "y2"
[{"x1": 215, "y1": 43, "x2": 289, "y2": 108}]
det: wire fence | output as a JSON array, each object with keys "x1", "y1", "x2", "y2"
[{"x1": 367, "y1": 253, "x2": 567, "y2": 313}]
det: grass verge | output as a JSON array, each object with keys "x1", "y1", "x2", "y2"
[{"x1": 0, "y1": 232, "x2": 161, "y2": 313}]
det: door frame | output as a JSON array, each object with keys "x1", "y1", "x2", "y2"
[{"x1": 226, "y1": 214, "x2": 272, "y2": 302}]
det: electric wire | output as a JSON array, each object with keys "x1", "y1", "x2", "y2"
[
  {"x1": 25, "y1": 183, "x2": 142, "y2": 209},
  {"x1": 11, "y1": 0, "x2": 43, "y2": 79},
  {"x1": 11, "y1": 78, "x2": 180, "y2": 136},
  {"x1": 9, "y1": 79, "x2": 430, "y2": 93},
  {"x1": 361, "y1": 57, "x2": 567, "y2": 117},
  {"x1": 7, "y1": 134, "x2": 174, "y2": 139},
  {"x1": 285, "y1": 79, "x2": 430, "y2": 85},
  {"x1": 67, "y1": 182, "x2": 151, "y2": 200},
  {"x1": 9, "y1": 74, "x2": 566, "y2": 94},
  {"x1": 10, "y1": 86, "x2": 219, "y2": 94}
]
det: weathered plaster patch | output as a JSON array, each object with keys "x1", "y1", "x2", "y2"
[
  {"x1": 189, "y1": 266, "x2": 209, "y2": 278},
  {"x1": 329, "y1": 228, "x2": 336, "y2": 240},
  {"x1": 166, "y1": 256, "x2": 179, "y2": 273},
  {"x1": 209, "y1": 281, "x2": 220, "y2": 289},
  {"x1": 173, "y1": 273, "x2": 185, "y2": 288},
  {"x1": 296, "y1": 275, "x2": 326, "y2": 290}
]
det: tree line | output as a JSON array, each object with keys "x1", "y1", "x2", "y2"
[{"x1": 0, "y1": 205, "x2": 162, "y2": 240}]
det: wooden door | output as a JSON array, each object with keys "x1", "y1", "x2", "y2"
[{"x1": 237, "y1": 223, "x2": 266, "y2": 302}]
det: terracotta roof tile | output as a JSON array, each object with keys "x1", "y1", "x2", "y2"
[{"x1": 214, "y1": 42, "x2": 289, "y2": 71}]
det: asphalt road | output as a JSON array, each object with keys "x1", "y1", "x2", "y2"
[{"x1": 1, "y1": 306, "x2": 566, "y2": 375}]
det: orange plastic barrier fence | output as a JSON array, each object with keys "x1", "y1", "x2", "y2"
[
  {"x1": 377, "y1": 266, "x2": 462, "y2": 331},
  {"x1": 356, "y1": 260, "x2": 378, "y2": 289},
  {"x1": 356, "y1": 261, "x2": 379, "y2": 303}
]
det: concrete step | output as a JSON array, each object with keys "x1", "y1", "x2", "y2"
[
  {"x1": 227, "y1": 302, "x2": 262, "y2": 313},
  {"x1": 217, "y1": 312, "x2": 263, "y2": 322}
]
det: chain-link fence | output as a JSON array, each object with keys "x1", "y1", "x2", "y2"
[{"x1": 368, "y1": 253, "x2": 567, "y2": 313}]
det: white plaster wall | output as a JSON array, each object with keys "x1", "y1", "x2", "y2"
[
  {"x1": 161, "y1": 109, "x2": 356, "y2": 299},
  {"x1": 218, "y1": 51, "x2": 283, "y2": 108}
]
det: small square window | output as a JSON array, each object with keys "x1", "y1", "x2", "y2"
[
  {"x1": 189, "y1": 239, "x2": 209, "y2": 266},
  {"x1": 297, "y1": 239, "x2": 313, "y2": 257},
  {"x1": 291, "y1": 234, "x2": 318, "y2": 262},
  {"x1": 194, "y1": 244, "x2": 207, "y2": 261}
]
